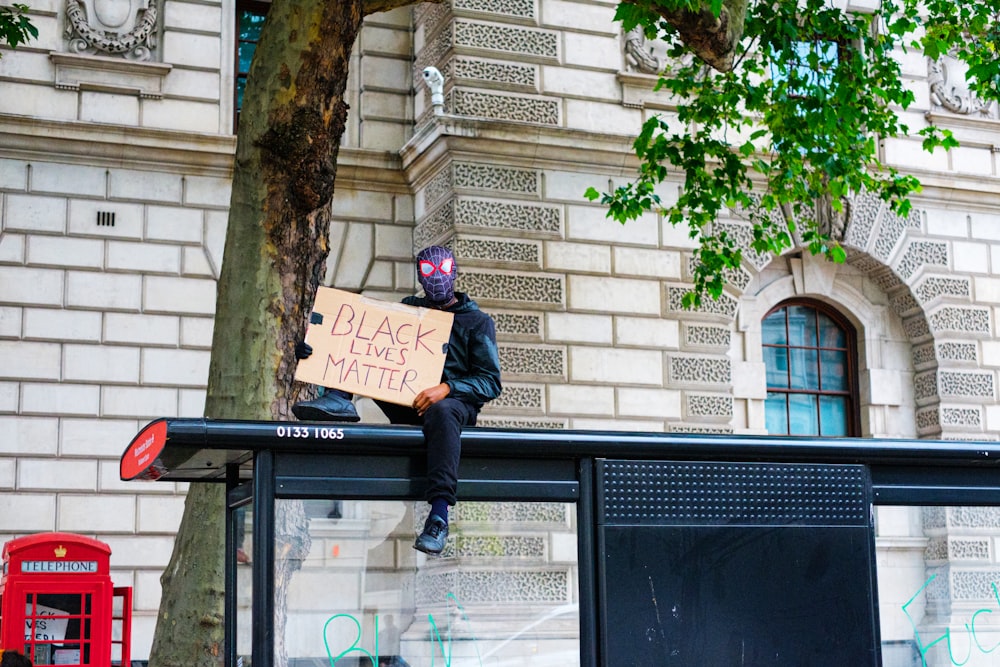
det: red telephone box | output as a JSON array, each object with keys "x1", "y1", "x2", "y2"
[{"x1": 0, "y1": 533, "x2": 132, "y2": 667}]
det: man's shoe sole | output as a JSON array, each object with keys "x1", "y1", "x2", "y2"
[{"x1": 291, "y1": 405, "x2": 361, "y2": 422}]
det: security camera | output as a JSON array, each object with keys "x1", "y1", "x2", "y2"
[{"x1": 421, "y1": 66, "x2": 445, "y2": 110}]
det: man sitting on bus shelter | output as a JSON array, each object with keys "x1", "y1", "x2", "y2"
[{"x1": 291, "y1": 246, "x2": 502, "y2": 555}]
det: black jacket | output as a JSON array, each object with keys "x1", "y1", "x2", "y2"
[{"x1": 402, "y1": 292, "x2": 502, "y2": 409}]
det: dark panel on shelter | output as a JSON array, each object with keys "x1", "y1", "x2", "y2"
[{"x1": 597, "y1": 460, "x2": 879, "y2": 666}]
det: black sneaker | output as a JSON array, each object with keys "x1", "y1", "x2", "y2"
[
  {"x1": 292, "y1": 390, "x2": 359, "y2": 422},
  {"x1": 414, "y1": 514, "x2": 448, "y2": 555}
]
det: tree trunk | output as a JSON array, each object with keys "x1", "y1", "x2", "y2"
[
  {"x1": 645, "y1": 0, "x2": 749, "y2": 72},
  {"x1": 147, "y1": 0, "x2": 423, "y2": 665}
]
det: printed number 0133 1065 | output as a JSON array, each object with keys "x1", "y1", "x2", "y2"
[{"x1": 276, "y1": 426, "x2": 344, "y2": 440}]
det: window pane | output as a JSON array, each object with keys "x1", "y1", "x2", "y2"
[
  {"x1": 766, "y1": 393, "x2": 789, "y2": 434},
  {"x1": 820, "y1": 349, "x2": 848, "y2": 391},
  {"x1": 818, "y1": 312, "x2": 846, "y2": 348},
  {"x1": 238, "y1": 43, "x2": 257, "y2": 74},
  {"x1": 789, "y1": 347, "x2": 819, "y2": 390},
  {"x1": 276, "y1": 499, "x2": 580, "y2": 667},
  {"x1": 762, "y1": 311, "x2": 787, "y2": 345},
  {"x1": 764, "y1": 346, "x2": 788, "y2": 388},
  {"x1": 819, "y1": 396, "x2": 848, "y2": 436},
  {"x1": 788, "y1": 394, "x2": 818, "y2": 435},
  {"x1": 787, "y1": 306, "x2": 817, "y2": 347},
  {"x1": 239, "y1": 11, "x2": 265, "y2": 41}
]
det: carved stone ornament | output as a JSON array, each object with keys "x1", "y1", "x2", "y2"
[
  {"x1": 624, "y1": 26, "x2": 662, "y2": 75},
  {"x1": 928, "y1": 54, "x2": 997, "y2": 118},
  {"x1": 64, "y1": 0, "x2": 159, "y2": 61}
]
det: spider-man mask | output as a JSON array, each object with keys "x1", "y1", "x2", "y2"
[{"x1": 416, "y1": 245, "x2": 456, "y2": 306}]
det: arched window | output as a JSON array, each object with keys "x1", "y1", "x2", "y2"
[{"x1": 762, "y1": 300, "x2": 859, "y2": 436}]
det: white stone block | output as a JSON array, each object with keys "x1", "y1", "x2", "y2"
[
  {"x1": 20, "y1": 458, "x2": 98, "y2": 491},
  {"x1": 69, "y1": 199, "x2": 143, "y2": 239},
  {"x1": 333, "y1": 189, "x2": 395, "y2": 221},
  {"x1": 108, "y1": 240, "x2": 181, "y2": 274},
  {"x1": 567, "y1": 275, "x2": 660, "y2": 314},
  {"x1": 0, "y1": 266, "x2": 63, "y2": 305},
  {"x1": 147, "y1": 205, "x2": 204, "y2": 243},
  {"x1": 570, "y1": 346, "x2": 663, "y2": 385},
  {"x1": 614, "y1": 316, "x2": 680, "y2": 349},
  {"x1": 662, "y1": 217, "x2": 702, "y2": 250},
  {"x1": 0, "y1": 416, "x2": 59, "y2": 454},
  {"x1": 80, "y1": 92, "x2": 140, "y2": 126},
  {"x1": 133, "y1": 569, "x2": 165, "y2": 611},
  {"x1": 570, "y1": 417, "x2": 665, "y2": 432},
  {"x1": 64, "y1": 344, "x2": 140, "y2": 383},
  {"x1": 985, "y1": 404, "x2": 1000, "y2": 431},
  {"x1": 542, "y1": 1, "x2": 617, "y2": 33},
  {"x1": 0, "y1": 49, "x2": 53, "y2": 81},
  {"x1": 543, "y1": 169, "x2": 605, "y2": 203},
  {"x1": 162, "y1": 68, "x2": 221, "y2": 101},
  {"x1": 142, "y1": 348, "x2": 210, "y2": 386},
  {"x1": 33, "y1": 162, "x2": 107, "y2": 197},
  {"x1": 547, "y1": 383, "x2": 614, "y2": 415},
  {"x1": 361, "y1": 90, "x2": 411, "y2": 122},
  {"x1": 974, "y1": 277, "x2": 1000, "y2": 303},
  {"x1": 136, "y1": 495, "x2": 186, "y2": 532},
  {"x1": 103, "y1": 386, "x2": 178, "y2": 418},
  {"x1": 923, "y1": 209, "x2": 968, "y2": 238},
  {"x1": 970, "y1": 215, "x2": 1000, "y2": 242},
  {"x1": 162, "y1": 31, "x2": 221, "y2": 69},
  {"x1": 184, "y1": 175, "x2": 232, "y2": 207},
  {"x1": 178, "y1": 388, "x2": 206, "y2": 416},
  {"x1": 882, "y1": 137, "x2": 949, "y2": 172},
  {"x1": 953, "y1": 241, "x2": 989, "y2": 274},
  {"x1": 334, "y1": 223, "x2": 374, "y2": 290},
  {"x1": 4, "y1": 193, "x2": 67, "y2": 233},
  {"x1": 22, "y1": 382, "x2": 101, "y2": 416},
  {"x1": 565, "y1": 204, "x2": 658, "y2": 246},
  {"x1": 545, "y1": 312, "x2": 612, "y2": 344},
  {"x1": 550, "y1": 532, "x2": 577, "y2": 562},
  {"x1": 982, "y1": 341, "x2": 1000, "y2": 368},
  {"x1": 0, "y1": 341, "x2": 61, "y2": 379},
  {"x1": 62, "y1": 418, "x2": 140, "y2": 457},
  {"x1": 67, "y1": 271, "x2": 143, "y2": 311},
  {"x1": 374, "y1": 224, "x2": 412, "y2": 259},
  {"x1": 543, "y1": 241, "x2": 610, "y2": 273},
  {"x1": 360, "y1": 56, "x2": 410, "y2": 93},
  {"x1": 541, "y1": 66, "x2": 619, "y2": 100},
  {"x1": 0, "y1": 381, "x2": 17, "y2": 412},
  {"x1": 361, "y1": 25, "x2": 411, "y2": 56},
  {"x1": 0, "y1": 494, "x2": 56, "y2": 531},
  {"x1": 0, "y1": 232, "x2": 24, "y2": 262},
  {"x1": 0, "y1": 158, "x2": 28, "y2": 189},
  {"x1": 0, "y1": 306, "x2": 21, "y2": 338},
  {"x1": 24, "y1": 308, "x2": 102, "y2": 342},
  {"x1": 143, "y1": 276, "x2": 217, "y2": 315},
  {"x1": 204, "y1": 209, "x2": 228, "y2": 270},
  {"x1": 143, "y1": 98, "x2": 221, "y2": 133},
  {"x1": 731, "y1": 360, "x2": 767, "y2": 399},
  {"x1": 616, "y1": 387, "x2": 682, "y2": 419},
  {"x1": 865, "y1": 368, "x2": 903, "y2": 406},
  {"x1": 164, "y1": 1, "x2": 222, "y2": 32},
  {"x1": 110, "y1": 169, "x2": 184, "y2": 204},
  {"x1": 613, "y1": 247, "x2": 681, "y2": 279},
  {"x1": 951, "y1": 145, "x2": 993, "y2": 176},
  {"x1": 0, "y1": 82, "x2": 77, "y2": 120},
  {"x1": 360, "y1": 119, "x2": 408, "y2": 151},
  {"x1": 180, "y1": 316, "x2": 214, "y2": 348},
  {"x1": 28, "y1": 236, "x2": 105, "y2": 268},
  {"x1": 59, "y1": 494, "x2": 136, "y2": 531},
  {"x1": 182, "y1": 246, "x2": 214, "y2": 276},
  {"x1": 105, "y1": 312, "x2": 180, "y2": 346},
  {"x1": 0, "y1": 459, "x2": 14, "y2": 488},
  {"x1": 565, "y1": 98, "x2": 642, "y2": 135},
  {"x1": 563, "y1": 32, "x2": 622, "y2": 70}
]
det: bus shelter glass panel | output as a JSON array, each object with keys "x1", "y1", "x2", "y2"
[
  {"x1": 236, "y1": 505, "x2": 253, "y2": 667},
  {"x1": 875, "y1": 505, "x2": 1000, "y2": 667},
  {"x1": 275, "y1": 499, "x2": 580, "y2": 667}
]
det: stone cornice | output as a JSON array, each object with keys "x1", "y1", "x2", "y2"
[{"x1": 0, "y1": 113, "x2": 237, "y2": 176}]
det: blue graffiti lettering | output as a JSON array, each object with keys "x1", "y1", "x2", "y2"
[{"x1": 903, "y1": 574, "x2": 1000, "y2": 666}]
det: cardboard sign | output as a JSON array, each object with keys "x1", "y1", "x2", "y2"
[{"x1": 294, "y1": 287, "x2": 454, "y2": 406}]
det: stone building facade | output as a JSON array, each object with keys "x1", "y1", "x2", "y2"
[{"x1": 1, "y1": 0, "x2": 999, "y2": 663}]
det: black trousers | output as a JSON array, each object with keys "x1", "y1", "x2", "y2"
[{"x1": 375, "y1": 397, "x2": 479, "y2": 505}]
